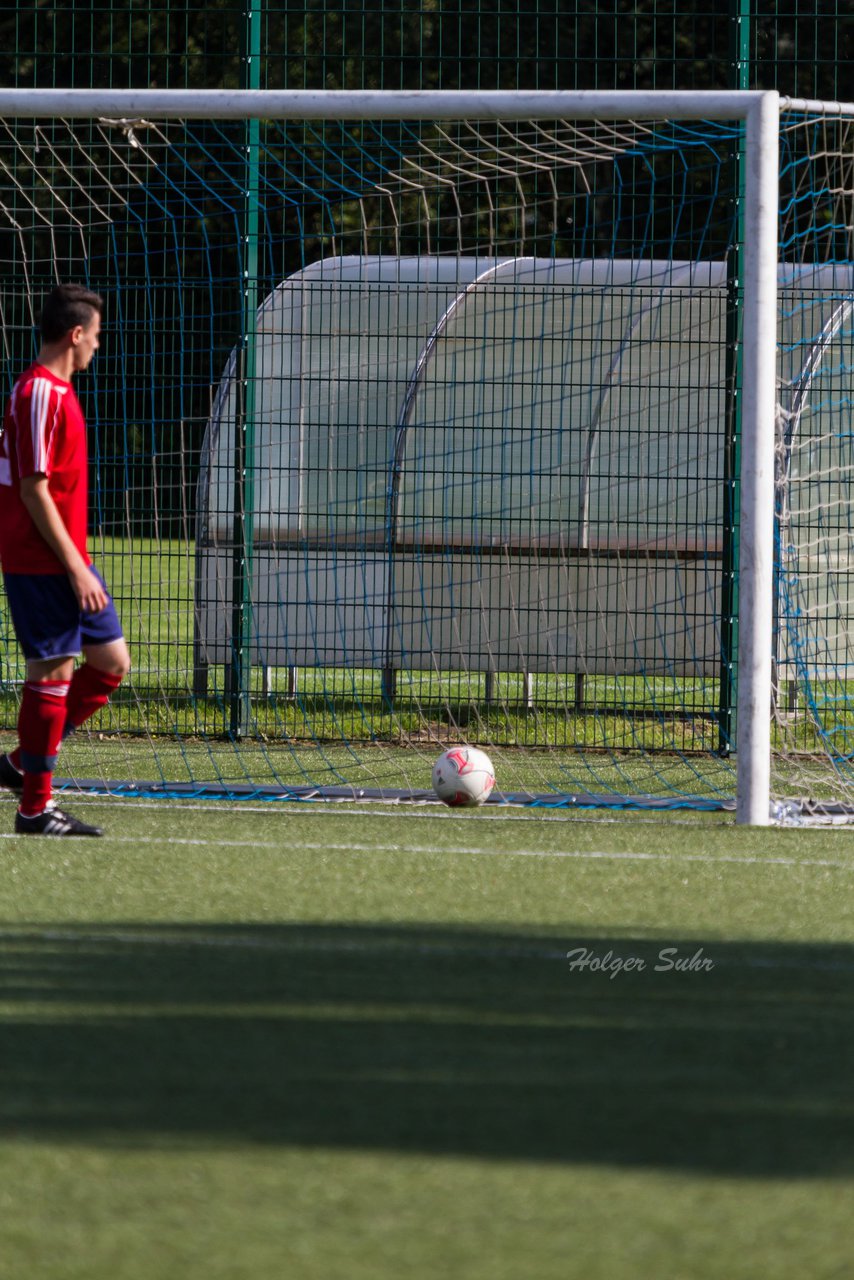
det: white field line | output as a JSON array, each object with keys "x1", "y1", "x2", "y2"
[{"x1": 1, "y1": 829, "x2": 852, "y2": 870}]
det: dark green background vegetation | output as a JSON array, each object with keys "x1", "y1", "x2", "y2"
[
  {"x1": 0, "y1": 1, "x2": 850, "y2": 97},
  {"x1": 0, "y1": 2, "x2": 849, "y2": 539}
]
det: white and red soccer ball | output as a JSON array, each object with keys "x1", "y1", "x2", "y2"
[{"x1": 432, "y1": 746, "x2": 496, "y2": 808}]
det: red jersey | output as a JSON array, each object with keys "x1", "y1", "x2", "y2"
[{"x1": 0, "y1": 363, "x2": 91, "y2": 574}]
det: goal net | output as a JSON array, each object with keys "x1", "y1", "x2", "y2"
[{"x1": 0, "y1": 90, "x2": 850, "y2": 822}]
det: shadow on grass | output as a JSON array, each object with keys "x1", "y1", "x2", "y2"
[{"x1": 0, "y1": 922, "x2": 852, "y2": 1174}]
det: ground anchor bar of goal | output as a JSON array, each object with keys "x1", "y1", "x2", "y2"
[{"x1": 53, "y1": 778, "x2": 735, "y2": 811}]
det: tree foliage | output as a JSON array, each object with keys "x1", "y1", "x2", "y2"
[
  {"x1": 3, "y1": 1, "x2": 846, "y2": 98},
  {"x1": 0, "y1": 2, "x2": 851, "y2": 536}
]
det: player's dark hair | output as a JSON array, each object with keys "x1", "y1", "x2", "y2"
[{"x1": 38, "y1": 284, "x2": 103, "y2": 343}]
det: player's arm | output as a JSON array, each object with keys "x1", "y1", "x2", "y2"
[{"x1": 19, "y1": 475, "x2": 108, "y2": 613}]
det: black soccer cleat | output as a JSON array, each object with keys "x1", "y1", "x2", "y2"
[
  {"x1": 15, "y1": 804, "x2": 103, "y2": 837},
  {"x1": 0, "y1": 752, "x2": 24, "y2": 793}
]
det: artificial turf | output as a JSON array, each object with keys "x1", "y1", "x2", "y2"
[{"x1": 1, "y1": 799, "x2": 852, "y2": 1279}]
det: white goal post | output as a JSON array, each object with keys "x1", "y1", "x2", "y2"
[{"x1": 0, "y1": 88, "x2": 785, "y2": 823}]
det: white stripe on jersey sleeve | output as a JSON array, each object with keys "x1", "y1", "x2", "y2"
[
  {"x1": 29, "y1": 377, "x2": 66, "y2": 474},
  {"x1": 30, "y1": 377, "x2": 51, "y2": 472}
]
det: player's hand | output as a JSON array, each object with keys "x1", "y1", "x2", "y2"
[{"x1": 71, "y1": 567, "x2": 108, "y2": 614}]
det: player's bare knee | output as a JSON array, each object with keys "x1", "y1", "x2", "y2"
[
  {"x1": 107, "y1": 647, "x2": 132, "y2": 680},
  {"x1": 101, "y1": 653, "x2": 131, "y2": 680},
  {"x1": 84, "y1": 640, "x2": 131, "y2": 680}
]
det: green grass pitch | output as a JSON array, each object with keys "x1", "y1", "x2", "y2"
[{"x1": 1, "y1": 795, "x2": 853, "y2": 1279}]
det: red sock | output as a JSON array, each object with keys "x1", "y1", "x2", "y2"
[
  {"x1": 63, "y1": 664, "x2": 124, "y2": 736},
  {"x1": 9, "y1": 667, "x2": 124, "y2": 773},
  {"x1": 17, "y1": 680, "x2": 70, "y2": 816}
]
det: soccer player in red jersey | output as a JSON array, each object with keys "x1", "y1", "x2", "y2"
[{"x1": 0, "y1": 284, "x2": 131, "y2": 836}]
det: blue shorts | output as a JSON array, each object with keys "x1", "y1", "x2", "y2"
[{"x1": 2, "y1": 567, "x2": 124, "y2": 661}]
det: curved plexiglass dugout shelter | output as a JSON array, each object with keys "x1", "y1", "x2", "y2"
[{"x1": 194, "y1": 255, "x2": 854, "y2": 705}]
